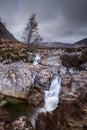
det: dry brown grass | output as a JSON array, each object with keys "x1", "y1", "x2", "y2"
[{"x1": 0, "y1": 41, "x2": 28, "y2": 63}]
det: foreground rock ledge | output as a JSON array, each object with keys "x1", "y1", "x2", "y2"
[
  {"x1": 0, "y1": 63, "x2": 32, "y2": 99},
  {"x1": 36, "y1": 92, "x2": 87, "y2": 130},
  {"x1": 0, "y1": 116, "x2": 34, "y2": 130},
  {"x1": 35, "y1": 70, "x2": 87, "y2": 130},
  {"x1": 1, "y1": 92, "x2": 87, "y2": 130}
]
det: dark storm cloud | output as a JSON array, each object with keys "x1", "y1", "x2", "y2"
[{"x1": 0, "y1": 0, "x2": 87, "y2": 43}]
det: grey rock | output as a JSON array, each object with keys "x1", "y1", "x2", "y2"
[
  {"x1": 47, "y1": 56, "x2": 61, "y2": 67},
  {"x1": 0, "y1": 63, "x2": 32, "y2": 99},
  {"x1": 51, "y1": 67, "x2": 58, "y2": 75}
]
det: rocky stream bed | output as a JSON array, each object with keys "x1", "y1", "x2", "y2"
[{"x1": 0, "y1": 48, "x2": 87, "y2": 130}]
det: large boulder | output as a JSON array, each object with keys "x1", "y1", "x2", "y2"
[
  {"x1": 30, "y1": 64, "x2": 52, "y2": 90},
  {"x1": 47, "y1": 56, "x2": 61, "y2": 67},
  {"x1": 0, "y1": 63, "x2": 32, "y2": 99},
  {"x1": 61, "y1": 71, "x2": 87, "y2": 103},
  {"x1": 40, "y1": 56, "x2": 61, "y2": 67},
  {"x1": 60, "y1": 49, "x2": 87, "y2": 70},
  {"x1": 34, "y1": 68, "x2": 52, "y2": 90}
]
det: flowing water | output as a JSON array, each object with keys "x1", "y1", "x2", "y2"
[
  {"x1": 44, "y1": 76, "x2": 61, "y2": 111},
  {"x1": 33, "y1": 53, "x2": 41, "y2": 65},
  {"x1": 3, "y1": 53, "x2": 62, "y2": 126},
  {"x1": 3, "y1": 76, "x2": 61, "y2": 126},
  {"x1": 28, "y1": 76, "x2": 62, "y2": 126}
]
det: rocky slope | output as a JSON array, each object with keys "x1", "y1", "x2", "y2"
[
  {"x1": 0, "y1": 21, "x2": 17, "y2": 42},
  {"x1": 72, "y1": 38, "x2": 87, "y2": 48},
  {"x1": 0, "y1": 21, "x2": 28, "y2": 63}
]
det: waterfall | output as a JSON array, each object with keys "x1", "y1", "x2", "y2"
[
  {"x1": 32, "y1": 74, "x2": 36, "y2": 85},
  {"x1": 29, "y1": 76, "x2": 61, "y2": 126},
  {"x1": 33, "y1": 53, "x2": 41, "y2": 65},
  {"x1": 44, "y1": 76, "x2": 61, "y2": 111}
]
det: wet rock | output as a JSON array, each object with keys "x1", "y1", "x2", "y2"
[
  {"x1": 34, "y1": 68, "x2": 52, "y2": 90},
  {"x1": 30, "y1": 64, "x2": 52, "y2": 90},
  {"x1": 28, "y1": 86, "x2": 44, "y2": 106},
  {"x1": 0, "y1": 116, "x2": 34, "y2": 130},
  {"x1": 0, "y1": 107, "x2": 12, "y2": 123},
  {"x1": 51, "y1": 67, "x2": 58, "y2": 75},
  {"x1": 36, "y1": 92, "x2": 87, "y2": 130},
  {"x1": 71, "y1": 71, "x2": 87, "y2": 95},
  {"x1": 5, "y1": 96, "x2": 26, "y2": 104},
  {"x1": 61, "y1": 71, "x2": 87, "y2": 100},
  {"x1": 62, "y1": 73, "x2": 72, "y2": 86},
  {"x1": 61, "y1": 73, "x2": 73, "y2": 94},
  {"x1": 12, "y1": 116, "x2": 34, "y2": 130},
  {"x1": 35, "y1": 112, "x2": 46, "y2": 130},
  {"x1": 0, "y1": 100, "x2": 7, "y2": 107},
  {"x1": 0, "y1": 63, "x2": 32, "y2": 99}
]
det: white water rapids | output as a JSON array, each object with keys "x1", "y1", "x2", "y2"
[
  {"x1": 30, "y1": 53, "x2": 61, "y2": 125},
  {"x1": 44, "y1": 76, "x2": 61, "y2": 111},
  {"x1": 33, "y1": 53, "x2": 61, "y2": 111},
  {"x1": 30, "y1": 76, "x2": 61, "y2": 126},
  {"x1": 33, "y1": 53, "x2": 41, "y2": 65}
]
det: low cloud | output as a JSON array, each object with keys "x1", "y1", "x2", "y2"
[{"x1": 0, "y1": 0, "x2": 87, "y2": 43}]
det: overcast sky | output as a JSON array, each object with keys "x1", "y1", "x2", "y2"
[{"x1": 0, "y1": 0, "x2": 87, "y2": 43}]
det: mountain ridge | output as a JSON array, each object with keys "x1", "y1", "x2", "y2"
[
  {"x1": 0, "y1": 21, "x2": 17, "y2": 42},
  {"x1": 72, "y1": 38, "x2": 87, "y2": 48}
]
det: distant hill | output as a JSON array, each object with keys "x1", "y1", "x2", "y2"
[
  {"x1": 72, "y1": 38, "x2": 87, "y2": 48},
  {"x1": 37, "y1": 42, "x2": 71, "y2": 49},
  {"x1": 0, "y1": 21, "x2": 17, "y2": 42},
  {"x1": 38, "y1": 38, "x2": 87, "y2": 49}
]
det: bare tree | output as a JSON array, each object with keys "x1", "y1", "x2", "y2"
[{"x1": 23, "y1": 14, "x2": 42, "y2": 51}]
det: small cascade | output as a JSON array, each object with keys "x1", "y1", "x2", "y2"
[
  {"x1": 32, "y1": 74, "x2": 36, "y2": 85},
  {"x1": 44, "y1": 76, "x2": 61, "y2": 111},
  {"x1": 33, "y1": 53, "x2": 41, "y2": 65}
]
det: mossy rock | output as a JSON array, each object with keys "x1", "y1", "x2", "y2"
[
  {"x1": 5, "y1": 96, "x2": 26, "y2": 105},
  {"x1": 0, "y1": 100, "x2": 7, "y2": 107}
]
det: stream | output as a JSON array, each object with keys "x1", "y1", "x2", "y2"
[
  {"x1": 4, "y1": 75, "x2": 61, "y2": 127},
  {"x1": 1, "y1": 53, "x2": 62, "y2": 126}
]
